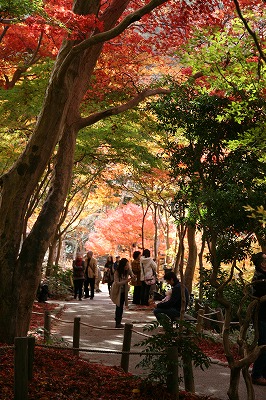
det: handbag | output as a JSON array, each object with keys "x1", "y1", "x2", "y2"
[
  {"x1": 142, "y1": 264, "x2": 156, "y2": 285},
  {"x1": 145, "y1": 275, "x2": 156, "y2": 285}
]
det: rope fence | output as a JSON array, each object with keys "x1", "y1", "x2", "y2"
[{"x1": 7, "y1": 305, "x2": 239, "y2": 400}]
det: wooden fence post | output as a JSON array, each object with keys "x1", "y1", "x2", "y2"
[
  {"x1": 44, "y1": 311, "x2": 51, "y2": 342},
  {"x1": 182, "y1": 350, "x2": 195, "y2": 393},
  {"x1": 216, "y1": 308, "x2": 224, "y2": 333},
  {"x1": 27, "y1": 336, "x2": 35, "y2": 381},
  {"x1": 14, "y1": 337, "x2": 28, "y2": 400},
  {"x1": 196, "y1": 308, "x2": 204, "y2": 332},
  {"x1": 166, "y1": 346, "x2": 179, "y2": 398},
  {"x1": 73, "y1": 317, "x2": 80, "y2": 356},
  {"x1": 120, "y1": 323, "x2": 133, "y2": 373},
  {"x1": 204, "y1": 305, "x2": 212, "y2": 330}
]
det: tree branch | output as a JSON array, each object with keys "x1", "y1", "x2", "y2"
[
  {"x1": 77, "y1": 87, "x2": 171, "y2": 128},
  {"x1": 56, "y1": 0, "x2": 169, "y2": 77},
  {"x1": 233, "y1": 0, "x2": 266, "y2": 63}
]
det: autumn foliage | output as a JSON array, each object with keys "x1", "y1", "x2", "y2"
[
  {"x1": 0, "y1": 302, "x2": 226, "y2": 400},
  {"x1": 2, "y1": 0, "x2": 261, "y2": 90},
  {"x1": 85, "y1": 203, "x2": 156, "y2": 255}
]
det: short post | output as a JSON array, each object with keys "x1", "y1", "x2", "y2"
[
  {"x1": 14, "y1": 337, "x2": 28, "y2": 400},
  {"x1": 166, "y1": 346, "x2": 179, "y2": 398},
  {"x1": 182, "y1": 350, "x2": 195, "y2": 393},
  {"x1": 27, "y1": 336, "x2": 35, "y2": 381},
  {"x1": 120, "y1": 323, "x2": 133, "y2": 373},
  {"x1": 73, "y1": 317, "x2": 80, "y2": 356},
  {"x1": 44, "y1": 310, "x2": 51, "y2": 342},
  {"x1": 204, "y1": 305, "x2": 212, "y2": 330},
  {"x1": 216, "y1": 308, "x2": 224, "y2": 333},
  {"x1": 196, "y1": 308, "x2": 204, "y2": 332}
]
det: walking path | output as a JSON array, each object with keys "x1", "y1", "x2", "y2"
[{"x1": 49, "y1": 284, "x2": 265, "y2": 400}]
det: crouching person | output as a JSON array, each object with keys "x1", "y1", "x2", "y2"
[{"x1": 154, "y1": 271, "x2": 189, "y2": 323}]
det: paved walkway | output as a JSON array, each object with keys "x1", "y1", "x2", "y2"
[{"x1": 49, "y1": 284, "x2": 265, "y2": 400}]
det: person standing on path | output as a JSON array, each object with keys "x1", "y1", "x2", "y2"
[
  {"x1": 251, "y1": 252, "x2": 266, "y2": 386},
  {"x1": 131, "y1": 251, "x2": 142, "y2": 305},
  {"x1": 140, "y1": 249, "x2": 157, "y2": 306},
  {"x1": 104, "y1": 255, "x2": 115, "y2": 295},
  {"x1": 72, "y1": 253, "x2": 85, "y2": 301},
  {"x1": 114, "y1": 255, "x2": 120, "y2": 271},
  {"x1": 84, "y1": 250, "x2": 97, "y2": 299},
  {"x1": 110, "y1": 258, "x2": 134, "y2": 328},
  {"x1": 95, "y1": 266, "x2": 102, "y2": 293}
]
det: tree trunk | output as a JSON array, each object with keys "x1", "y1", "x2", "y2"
[
  {"x1": 0, "y1": 0, "x2": 170, "y2": 343},
  {"x1": 198, "y1": 237, "x2": 205, "y2": 302},
  {"x1": 153, "y1": 204, "x2": 159, "y2": 260},
  {"x1": 55, "y1": 235, "x2": 62, "y2": 266},
  {"x1": 46, "y1": 237, "x2": 57, "y2": 278},
  {"x1": 184, "y1": 224, "x2": 197, "y2": 293},
  {"x1": 227, "y1": 367, "x2": 241, "y2": 400},
  {"x1": 0, "y1": 122, "x2": 77, "y2": 342},
  {"x1": 0, "y1": 0, "x2": 134, "y2": 343},
  {"x1": 174, "y1": 224, "x2": 186, "y2": 275}
]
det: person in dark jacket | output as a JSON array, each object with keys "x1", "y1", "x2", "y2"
[
  {"x1": 72, "y1": 254, "x2": 85, "y2": 301},
  {"x1": 104, "y1": 255, "x2": 114, "y2": 294},
  {"x1": 131, "y1": 250, "x2": 142, "y2": 305},
  {"x1": 251, "y1": 252, "x2": 266, "y2": 386},
  {"x1": 154, "y1": 271, "x2": 189, "y2": 322}
]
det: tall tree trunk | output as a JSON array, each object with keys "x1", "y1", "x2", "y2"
[
  {"x1": 141, "y1": 202, "x2": 150, "y2": 251},
  {"x1": 184, "y1": 224, "x2": 197, "y2": 294},
  {"x1": 46, "y1": 236, "x2": 57, "y2": 278},
  {"x1": 174, "y1": 224, "x2": 187, "y2": 275},
  {"x1": 0, "y1": 0, "x2": 170, "y2": 343},
  {"x1": 0, "y1": 123, "x2": 76, "y2": 342},
  {"x1": 0, "y1": 0, "x2": 133, "y2": 343},
  {"x1": 153, "y1": 204, "x2": 159, "y2": 260},
  {"x1": 198, "y1": 237, "x2": 206, "y2": 302},
  {"x1": 227, "y1": 367, "x2": 241, "y2": 400},
  {"x1": 55, "y1": 235, "x2": 63, "y2": 266}
]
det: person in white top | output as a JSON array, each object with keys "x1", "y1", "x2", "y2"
[{"x1": 140, "y1": 249, "x2": 157, "y2": 306}]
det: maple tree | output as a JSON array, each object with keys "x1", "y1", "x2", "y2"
[
  {"x1": 148, "y1": 19, "x2": 266, "y2": 396},
  {"x1": 0, "y1": 0, "x2": 263, "y2": 345},
  {"x1": 85, "y1": 202, "x2": 156, "y2": 256}
]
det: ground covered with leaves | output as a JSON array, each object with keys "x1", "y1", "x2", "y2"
[{"x1": 0, "y1": 302, "x2": 226, "y2": 400}]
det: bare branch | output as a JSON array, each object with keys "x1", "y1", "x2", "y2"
[
  {"x1": 233, "y1": 0, "x2": 266, "y2": 63},
  {"x1": 78, "y1": 87, "x2": 171, "y2": 128}
]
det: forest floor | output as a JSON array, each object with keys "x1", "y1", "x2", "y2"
[{"x1": 0, "y1": 302, "x2": 230, "y2": 400}]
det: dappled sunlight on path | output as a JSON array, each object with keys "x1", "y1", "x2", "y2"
[{"x1": 49, "y1": 284, "x2": 266, "y2": 400}]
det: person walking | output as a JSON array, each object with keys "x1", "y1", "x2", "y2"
[
  {"x1": 110, "y1": 258, "x2": 133, "y2": 328},
  {"x1": 113, "y1": 255, "x2": 120, "y2": 271},
  {"x1": 153, "y1": 271, "x2": 189, "y2": 322},
  {"x1": 84, "y1": 250, "x2": 97, "y2": 299},
  {"x1": 131, "y1": 251, "x2": 142, "y2": 305},
  {"x1": 140, "y1": 249, "x2": 157, "y2": 306},
  {"x1": 95, "y1": 266, "x2": 102, "y2": 293},
  {"x1": 72, "y1": 253, "x2": 85, "y2": 301},
  {"x1": 104, "y1": 255, "x2": 115, "y2": 294},
  {"x1": 251, "y1": 252, "x2": 266, "y2": 386}
]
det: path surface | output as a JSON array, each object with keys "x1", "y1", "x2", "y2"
[{"x1": 49, "y1": 284, "x2": 265, "y2": 400}]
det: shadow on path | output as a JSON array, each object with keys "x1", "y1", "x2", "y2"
[{"x1": 49, "y1": 284, "x2": 265, "y2": 400}]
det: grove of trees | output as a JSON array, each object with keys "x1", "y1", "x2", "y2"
[{"x1": 1, "y1": 1, "x2": 266, "y2": 398}]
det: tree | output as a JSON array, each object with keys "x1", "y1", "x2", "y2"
[
  {"x1": 150, "y1": 41, "x2": 266, "y2": 399},
  {"x1": 0, "y1": 0, "x2": 182, "y2": 343},
  {"x1": 86, "y1": 202, "x2": 156, "y2": 256},
  {"x1": 0, "y1": 0, "x2": 259, "y2": 345}
]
